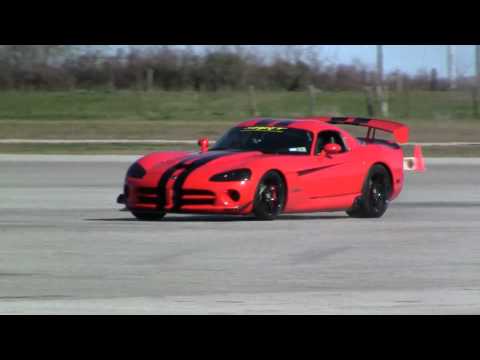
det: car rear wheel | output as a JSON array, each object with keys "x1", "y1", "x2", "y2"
[
  {"x1": 347, "y1": 165, "x2": 392, "y2": 219},
  {"x1": 253, "y1": 171, "x2": 286, "y2": 221},
  {"x1": 131, "y1": 211, "x2": 166, "y2": 221}
]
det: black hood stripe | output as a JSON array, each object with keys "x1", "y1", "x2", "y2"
[
  {"x1": 329, "y1": 117, "x2": 371, "y2": 126},
  {"x1": 157, "y1": 151, "x2": 239, "y2": 211},
  {"x1": 156, "y1": 154, "x2": 202, "y2": 210},
  {"x1": 157, "y1": 162, "x2": 188, "y2": 210},
  {"x1": 172, "y1": 151, "x2": 240, "y2": 211}
]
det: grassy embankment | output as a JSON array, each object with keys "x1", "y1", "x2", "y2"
[{"x1": 0, "y1": 90, "x2": 478, "y2": 155}]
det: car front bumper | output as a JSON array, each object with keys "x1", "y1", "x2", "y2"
[{"x1": 121, "y1": 177, "x2": 256, "y2": 215}]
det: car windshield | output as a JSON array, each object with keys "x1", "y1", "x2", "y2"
[{"x1": 212, "y1": 126, "x2": 313, "y2": 155}]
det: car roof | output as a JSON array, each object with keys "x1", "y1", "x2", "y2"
[{"x1": 237, "y1": 117, "x2": 345, "y2": 133}]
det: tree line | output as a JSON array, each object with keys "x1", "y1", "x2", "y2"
[{"x1": 0, "y1": 45, "x2": 470, "y2": 92}]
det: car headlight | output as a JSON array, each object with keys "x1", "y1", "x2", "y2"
[
  {"x1": 127, "y1": 162, "x2": 146, "y2": 179},
  {"x1": 210, "y1": 169, "x2": 252, "y2": 182}
]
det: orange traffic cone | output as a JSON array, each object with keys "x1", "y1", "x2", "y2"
[{"x1": 413, "y1": 145, "x2": 426, "y2": 172}]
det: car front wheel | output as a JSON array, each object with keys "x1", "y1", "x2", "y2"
[{"x1": 253, "y1": 171, "x2": 286, "y2": 221}]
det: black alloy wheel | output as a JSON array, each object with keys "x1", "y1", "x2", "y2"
[{"x1": 253, "y1": 171, "x2": 286, "y2": 221}]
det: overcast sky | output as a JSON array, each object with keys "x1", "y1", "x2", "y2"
[{"x1": 111, "y1": 45, "x2": 477, "y2": 77}]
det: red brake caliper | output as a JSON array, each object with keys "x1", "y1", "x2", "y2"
[{"x1": 270, "y1": 186, "x2": 278, "y2": 204}]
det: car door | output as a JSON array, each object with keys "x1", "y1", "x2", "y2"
[{"x1": 301, "y1": 130, "x2": 362, "y2": 201}]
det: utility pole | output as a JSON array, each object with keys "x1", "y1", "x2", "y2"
[
  {"x1": 474, "y1": 45, "x2": 480, "y2": 117},
  {"x1": 376, "y1": 45, "x2": 389, "y2": 117},
  {"x1": 377, "y1": 45, "x2": 384, "y2": 85},
  {"x1": 447, "y1": 45, "x2": 457, "y2": 90},
  {"x1": 476, "y1": 44, "x2": 480, "y2": 74},
  {"x1": 476, "y1": 45, "x2": 480, "y2": 92}
]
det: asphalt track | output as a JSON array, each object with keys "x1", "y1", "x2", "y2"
[{"x1": 1, "y1": 155, "x2": 479, "y2": 314}]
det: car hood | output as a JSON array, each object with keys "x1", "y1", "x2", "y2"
[{"x1": 141, "y1": 150, "x2": 265, "y2": 178}]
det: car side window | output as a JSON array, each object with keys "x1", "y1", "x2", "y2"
[{"x1": 315, "y1": 131, "x2": 348, "y2": 155}]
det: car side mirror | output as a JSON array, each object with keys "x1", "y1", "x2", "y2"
[
  {"x1": 198, "y1": 138, "x2": 209, "y2": 153},
  {"x1": 324, "y1": 143, "x2": 342, "y2": 156}
]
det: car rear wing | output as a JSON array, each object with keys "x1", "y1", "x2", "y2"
[
  {"x1": 300, "y1": 117, "x2": 409, "y2": 144},
  {"x1": 309, "y1": 117, "x2": 424, "y2": 172},
  {"x1": 324, "y1": 117, "x2": 410, "y2": 145}
]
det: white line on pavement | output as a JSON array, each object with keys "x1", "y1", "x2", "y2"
[{"x1": 1, "y1": 155, "x2": 480, "y2": 164}]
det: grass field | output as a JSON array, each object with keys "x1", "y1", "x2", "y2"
[
  {"x1": 1, "y1": 89, "x2": 479, "y2": 121},
  {"x1": 0, "y1": 90, "x2": 479, "y2": 155}
]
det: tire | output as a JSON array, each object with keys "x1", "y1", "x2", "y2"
[
  {"x1": 253, "y1": 171, "x2": 286, "y2": 221},
  {"x1": 347, "y1": 164, "x2": 392, "y2": 219},
  {"x1": 131, "y1": 211, "x2": 166, "y2": 221}
]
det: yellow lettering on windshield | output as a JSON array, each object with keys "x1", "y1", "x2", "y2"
[{"x1": 241, "y1": 127, "x2": 286, "y2": 133}]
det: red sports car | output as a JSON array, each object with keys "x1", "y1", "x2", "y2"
[{"x1": 118, "y1": 117, "x2": 425, "y2": 221}]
